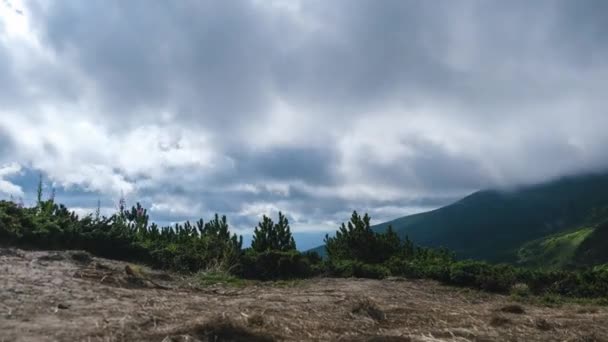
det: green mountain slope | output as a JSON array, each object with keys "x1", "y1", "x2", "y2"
[
  {"x1": 312, "y1": 172, "x2": 608, "y2": 263},
  {"x1": 517, "y1": 226, "x2": 594, "y2": 269}
]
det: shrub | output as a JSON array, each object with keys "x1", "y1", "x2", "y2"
[
  {"x1": 238, "y1": 249, "x2": 312, "y2": 280},
  {"x1": 386, "y1": 257, "x2": 451, "y2": 281},
  {"x1": 328, "y1": 260, "x2": 389, "y2": 279},
  {"x1": 0, "y1": 199, "x2": 243, "y2": 274},
  {"x1": 447, "y1": 261, "x2": 517, "y2": 293},
  {"x1": 521, "y1": 269, "x2": 567, "y2": 295},
  {"x1": 251, "y1": 212, "x2": 296, "y2": 253},
  {"x1": 324, "y1": 211, "x2": 400, "y2": 264},
  {"x1": 5, "y1": 197, "x2": 608, "y2": 300}
]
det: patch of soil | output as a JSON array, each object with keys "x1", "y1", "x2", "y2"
[{"x1": 1, "y1": 247, "x2": 607, "y2": 342}]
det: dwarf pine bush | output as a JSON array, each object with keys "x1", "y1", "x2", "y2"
[{"x1": 2, "y1": 189, "x2": 608, "y2": 298}]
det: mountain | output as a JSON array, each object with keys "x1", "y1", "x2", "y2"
[{"x1": 311, "y1": 172, "x2": 608, "y2": 265}]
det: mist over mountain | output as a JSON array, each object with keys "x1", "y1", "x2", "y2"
[{"x1": 312, "y1": 171, "x2": 608, "y2": 265}]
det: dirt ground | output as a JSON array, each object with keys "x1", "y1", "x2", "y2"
[{"x1": 1, "y1": 248, "x2": 607, "y2": 342}]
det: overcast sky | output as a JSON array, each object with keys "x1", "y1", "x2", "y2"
[{"x1": 1, "y1": 0, "x2": 607, "y2": 248}]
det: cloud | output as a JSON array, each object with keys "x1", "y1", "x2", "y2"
[
  {"x1": 0, "y1": 0, "x2": 607, "y2": 242},
  {"x1": 0, "y1": 162, "x2": 23, "y2": 196}
]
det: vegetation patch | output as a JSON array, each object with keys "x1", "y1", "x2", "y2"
[
  {"x1": 3, "y1": 180, "x2": 608, "y2": 301},
  {"x1": 517, "y1": 227, "x2": 594, "y2": 269}
]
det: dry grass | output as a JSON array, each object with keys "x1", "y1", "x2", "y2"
[
  {"x1": 351, "y1": 298, "x2": 386, "y2": 321},
  {"x1": 1, "y1": 247, "x2": 608, "y2": 341},
  {"x1": 489, "y1": 315, "x2": 512, "y2": 327},
  {"x1": 163, "y1": 316, "x2": 276, "y2": 341}
]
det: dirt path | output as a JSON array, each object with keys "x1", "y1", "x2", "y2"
[{"x1": 1, "y1": 248, "x2": 607, "y2": 341}]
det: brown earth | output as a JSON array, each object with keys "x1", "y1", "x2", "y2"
[{"x1": 1, "y1": 247, "x2": 607, "y2": 342}]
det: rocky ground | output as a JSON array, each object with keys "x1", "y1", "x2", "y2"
[{"x1": 1, "y1": 247, "x2": 607, "y2": 341}]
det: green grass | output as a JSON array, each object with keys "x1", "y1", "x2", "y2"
[
  {"x1": 511, "y1": 291, "x2": 608, "y2": 308},
  {"x1": 517, "y1": 227, "x2": 594, "y2": 269}
]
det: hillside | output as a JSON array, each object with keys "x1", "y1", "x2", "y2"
[
  {"x1": 515, "y1": 219, "x2": 608, "y2": 269},
  {"x1": 517, "y1": 226, "x2": 595, "y2": 269},
  {"x1": 2, "y1": 247, "x2": 607, "y2": 341},
  {"x1": 312, "y1": 172, "x2": 608, "y2": 264}
]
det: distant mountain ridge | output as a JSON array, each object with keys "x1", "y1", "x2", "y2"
[{"x1": 311, "y1": 172, "x2": 608, "y2": 266}]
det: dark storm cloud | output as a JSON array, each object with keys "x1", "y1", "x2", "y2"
[
  {"x1": 353, "y1": 137, "x2": 493, "y2": 192},
  {"x1": 229, "y1": 147, "x2": 338, "y2": 185},
  {"x1": 0, "y1": 41, "x2": 22, "y2": 108},
  {"x1": 0, "y1": 126, "x2": 13, "y2": 157},
  {"x1": 550, "y1": 0, "x2": 608, "y2": 65},
  {"x1": 273, "y1": 0, "x2": 444, "y2": 110},
  {"x1": 25, "y1": 0, "x2": 608, "y2": 123},
  {"x1": 27, "y1": 0, "x2": 605, "y2": 132},
  {"x1": 27, "y1": 0, "x2": 281, "y2": 130}
]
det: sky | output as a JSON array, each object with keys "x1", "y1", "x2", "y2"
[{"x1": 1, "y1": 0, "x2": 607, "y2": 250}]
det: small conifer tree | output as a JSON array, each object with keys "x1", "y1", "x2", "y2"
[
  {"x1": 251, "y1": 212, "x2": 296, "y2": 252},
  {"x1": 36, "y1": 173, "x2": 43, "y2": 206},
  {"x1": 325, "y1": 211, "x2": 401, "y2": 264}
]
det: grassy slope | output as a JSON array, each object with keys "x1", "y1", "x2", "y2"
[
  {"x1": 517, "y1": 227, "x2": 594, "y2": 269},
  {"x1": 310, "y1": 172, "x2": 608, "y2": 263}
]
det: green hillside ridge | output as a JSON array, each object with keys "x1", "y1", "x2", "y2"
[
  {"x1": 310, "y1": 172, "x2": 608, "y2": 264},
  {"x1": 517, "y1": 226, "x2": 594, "y2": 269}
]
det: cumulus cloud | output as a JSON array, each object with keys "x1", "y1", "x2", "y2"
[
  {"x1": 0, "y1": 162, "x2": 24, "y2": 196},
  {"x1": 0, "y1": 0, "x2": 607, "y2": 240}
]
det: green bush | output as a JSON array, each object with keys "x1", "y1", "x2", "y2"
[
  {"x1": 4, "y1": 197, "x2": 608, "y2": 300},
  {"x1": 385, "y1": 257, "x2": 451, "y2": 281},
  {"x1": 0, "y1": 200, "x2": 242, "y2": 274},
  {"x1": 251, "y1": 212, "x2": 296, "y2": 253},
  {"x1": 325, "y1": 211, "x2": 400, "y2": 264},
  {"x1": 447, "y1": 261, "x2": 517, "y2": 293},
  {"x1": 547, "y1": 269, "x2": 608, "y2": 298},
  {"x1": 521, "y1": 269, "x2": 567, "y2": 295},
  {"x1": 328, "y1": 260, "x2": 390, "y2": 279},
  {"x1": 238, "y1": 249, "x2": 313, "y2": 280}
]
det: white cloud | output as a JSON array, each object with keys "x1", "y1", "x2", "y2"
[{"x1": 0, "y1": 162, "x2": 23, "y2": 196}]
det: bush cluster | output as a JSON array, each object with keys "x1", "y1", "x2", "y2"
[
  {"x1": 2, "y1": 191, "x2": 608, "y2": 299},
  {"x1": 0, "y1": 196, "x2": 319, "y2": 279},
  {"x1": 322, "y1": 211, "x2": 608, "y2": 298},
  {"x1": 0, "y1": 199, "x2": 243, "y2": 272},
  {"x1": 238, "y1": 249, "x2": 317, "y2": 280}
]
